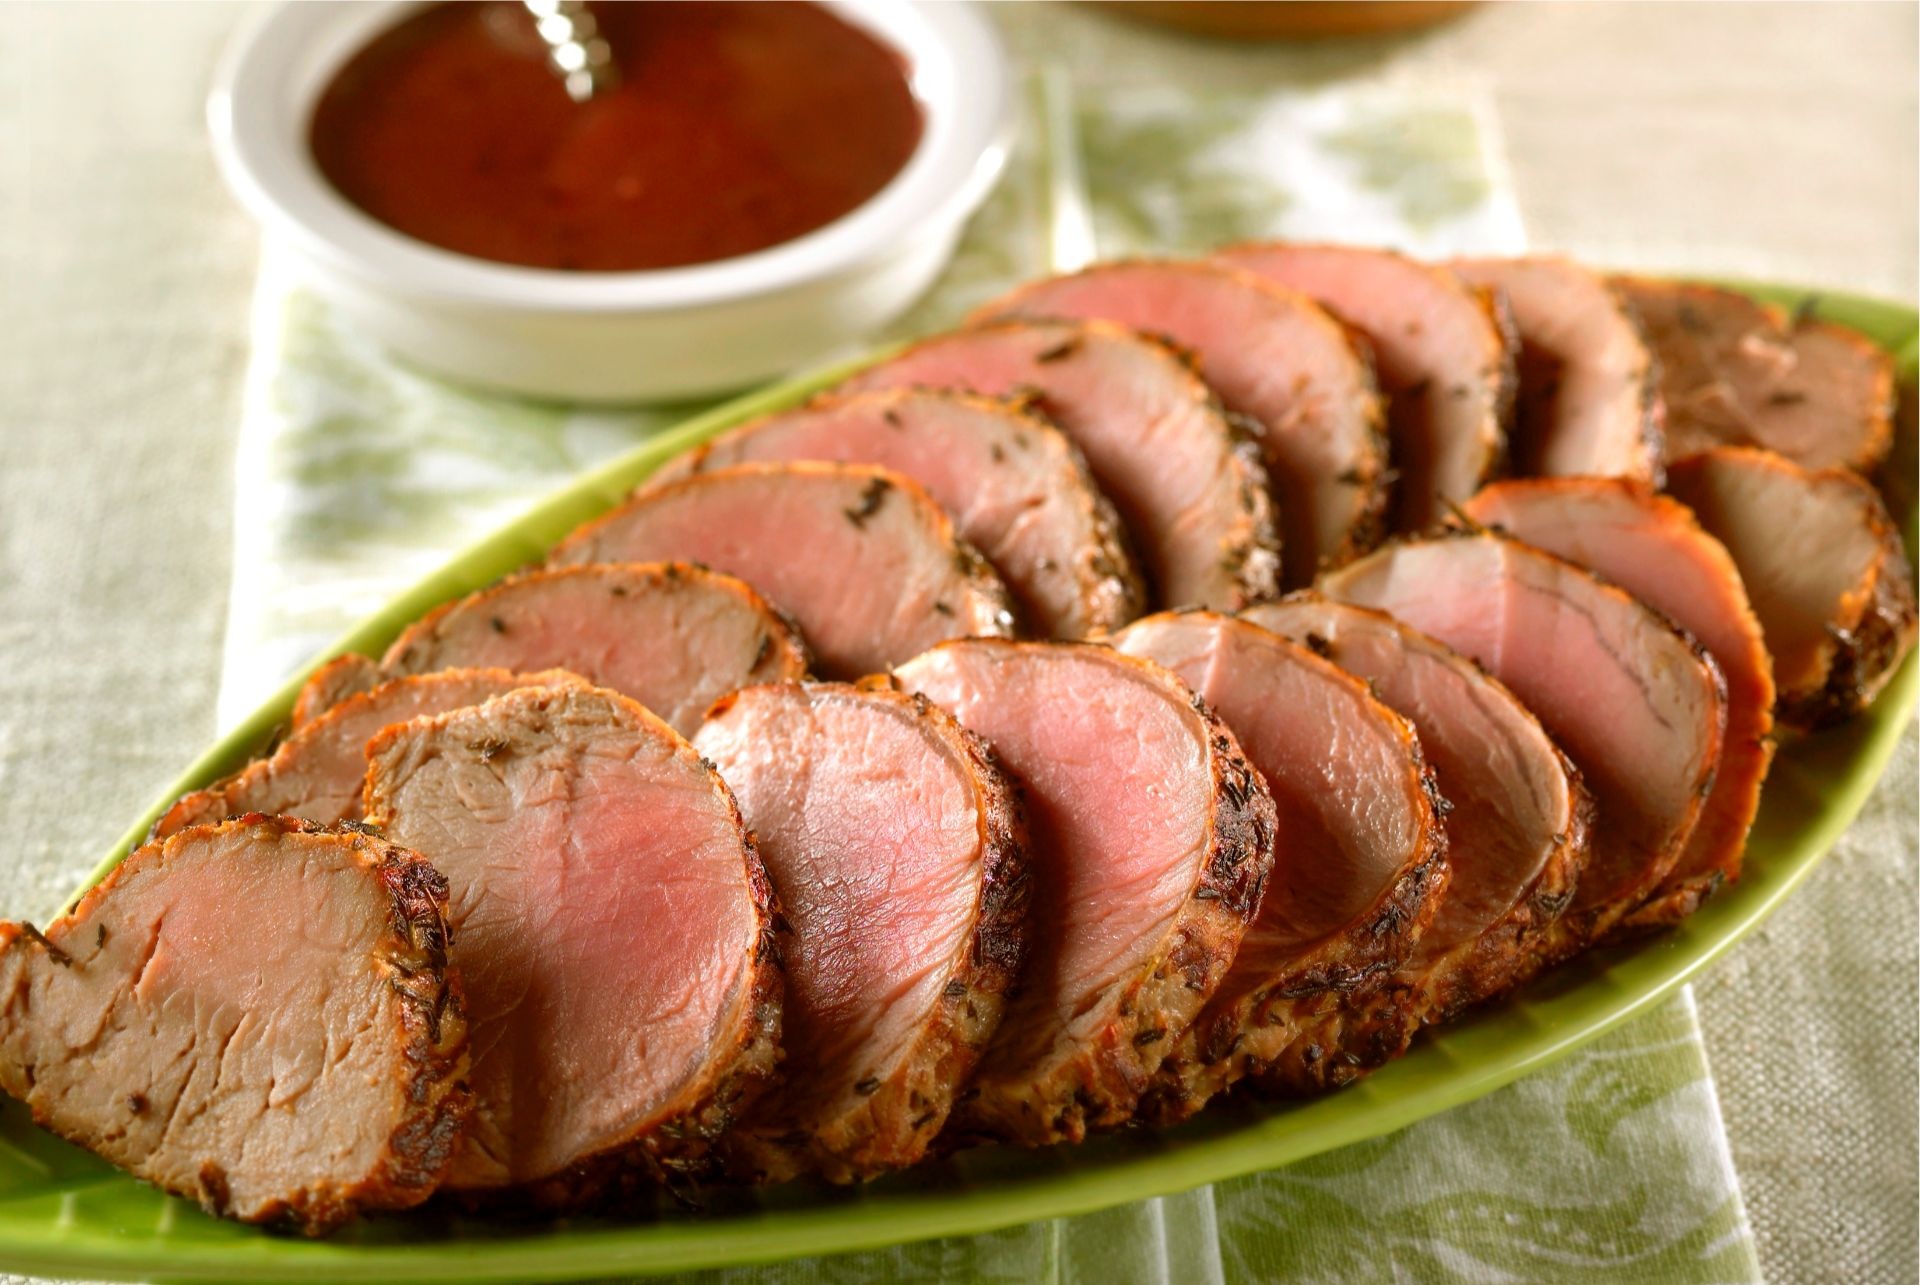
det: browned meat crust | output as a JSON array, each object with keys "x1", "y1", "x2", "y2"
[
  {"x1": 151, "y1": 669, "x2": 589, "y2": 841},
  {"x1": 290, "y1": 653, "x2": 382, "y2": 729},
  {"x1": 1813, "y1": 532, "x2": 1920, "y2": 726},
  {"x1": 359, "y1": 824, "x2": 475, "y2": 1216},
  {"x1": 387, "y1": 562, "x2": 810, "y2": 684},
  {"x1": 0, "y1": 815, "x2": 470, "y2": 1235},
  {"x1": 1413, "y1": 769, "x2": 1589, "y2": 1017},
  {"x1": 1141, "y1": 734, "x2": 1449, "y2": 1117}
]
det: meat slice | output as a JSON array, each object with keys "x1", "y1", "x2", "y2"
[
  {"x1": 1221, "y1": 242, "x2": 1513, "y2": 531},
  {"x1": 693, "y1": 682, "x2": 1029, "y2": 1183},
  {"x1": 0, "y1": 816, "x2": 469, "y2": 1234},
  {"x1": 368, "y1": 563, "x2": 809, "y2": 735},
  {"x1": 152, "y1": 669, "x2": 586, "y2": 840},
  {"x1": 1615, "y1": 277, "x2": 1895, "y2": 473},
  {"x1": 364, "y1": 685, "x2": 780, "y2": 1197},
  {"x1": 291, "y1": 653, "x2": 382, "y2": 729},
  {"x1": 1322, "y1": 532, "x2": 1727, "y2": 954},
  {"x1": 1668, "y1": 447, "x2": 1917, "y2": 728},
  {"x1": 1244, "y1": 594, "x2": 1589, "y2": 1019},
  {"x1": 1452, "y1": 256, "x2": 1663, "y2": 483},
  {"x1": 837, "y1": 318, "x2": 1280, "y2": 612},
  {"x1": 1464, "y1": 478, "x2": 1774, "y2": 926},
  {"x1": 549, "y1": 463, "x2": 1014, "y2": 679},
  {"x1": 977, "y1": 261, "x2": 1387, "y2": 586},
  {"x1": 653, "y1": 389, "x2": 1145, "y2": 638},
  {"x1": 1110, "y1": 612, "x2": 1448, "y2": 1115},
  {"x1": 892, "y1": 640, "x2": 1274, "y2": 1144}
]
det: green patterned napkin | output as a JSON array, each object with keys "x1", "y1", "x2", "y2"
[{"x1": 218, "y1": 82, "x2": 1759, "y2": 1283}]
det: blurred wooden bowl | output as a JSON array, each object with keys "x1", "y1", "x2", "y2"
[{"x1": 1092, "y1": 2, "x2": 1478, "y2": 41}]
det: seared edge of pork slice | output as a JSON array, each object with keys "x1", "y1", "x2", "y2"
[
  {"x1": 1193, "y1": 788, "x2": 1446, "y2": 1102},
  {"x1": 1461, "y1": 476, "x2": 1776, "y2": 929},
  {"x1": 1668, "y1": 447, "x2": 1917, "y2": 728},
  {"x1": 151, "y1": 669, "x2": 590, "y2": 840},
  {"x1": 653, "y1": 388, "x2": 1146, "y2": 638},
  {"x1": 1220, "y1": 241, "x2": 1516, "y2": 532},
  {"x1": 1452, "y1": 255, "x2": 1664, "y2": 484},
  {"x1": 705, "y1": 681, "x2": 1031, "y2": 1183},
  {"x1": 974, "y1": 258, "x2": 1390, "y2": 586},
  {"x1": 290, "y1": 653, "x2": 383, "y2": 729},
  {"x1": 897, "y1": 640, "x2": 1275, "y2": 1145},
  {"x1": 837, "y1": 317, "x2": 1282, "y2": 612},
  {"x1": 1086, "y1": 671, "x2": 1276, "y2": 1131},
  {"x1": 0, "y1": 815, "x2": 470, "y2": 1234},
  {"x1": 1112, "y1": 611, "x2": 1449, "y2": 1119},
  {"x1": 363, "y1": 686, "x2": 783, "y2": 1204},
  {"x1": 1244, "y1": 593, "x2": 1593, "y2": 1023},
  {"x1": 376, "y1": 562, "x2": 812, "y2": 734}
]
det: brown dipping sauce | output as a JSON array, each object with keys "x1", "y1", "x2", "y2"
[{"x1": 310, "y1": 2, "x2": 924, "y2": 272}]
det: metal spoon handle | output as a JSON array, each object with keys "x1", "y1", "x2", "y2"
[{"x1": 522, "y1": 0, "x2": 619, "y2": 103}]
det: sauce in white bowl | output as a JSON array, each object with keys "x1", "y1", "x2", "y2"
[{"x1": 209, "y1": 1, "x2": 1011, "y2": 402}]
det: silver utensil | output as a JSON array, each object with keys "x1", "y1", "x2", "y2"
[{"x1": 522, "y1": 0, "x2": 619, "y2": 103}]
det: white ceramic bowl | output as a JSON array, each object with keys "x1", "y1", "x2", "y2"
[{"x1": 209, "y1": 1, "x2": 1011, "y2": 403}]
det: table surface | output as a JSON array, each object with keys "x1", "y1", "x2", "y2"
[{"x1": 0, "y1": 2, "x2": 1913, "y2": 1280}]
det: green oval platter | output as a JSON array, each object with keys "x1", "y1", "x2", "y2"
[{"x1": 0, "y1": 281, "x2": 1911, "y2": 1283}]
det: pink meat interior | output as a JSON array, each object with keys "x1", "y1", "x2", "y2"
[
  {"x1": 695, "y1": 687, "x2": 979, "y2": 1120},
  {"x1": 895, "y1": 644, "x2": 1207, "y2": 1071}
]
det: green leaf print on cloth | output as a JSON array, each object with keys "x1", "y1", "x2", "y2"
[
  {"x1": 1322, "y1": 104, "x2": 1497, "y2": 236},
  {"x1": 1079, "y1": 94, "x2": 1297, "y2": 254},
  {"x1": 218, "y1": 77, "x2": 1757, "y2": 1283}
]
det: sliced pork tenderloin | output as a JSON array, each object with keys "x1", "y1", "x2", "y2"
[
  {"x1": 1464, "y1": 478, "x2": 1774, "y2": 927},
  {"x1": 291, "y1": 653, "x2": 382, "y2": 729},
  {"x1": 364, "y1": 563, "x2": 810, "y2": 734},
  {"x1": 1221, "y1": 242, "x2": 1514, "y2": 531},
  {"x1": 1668, "y1": 447, "x2": 1917, "y2": 728},
  {"x1": 1110, "y1": 611, "x2": 1448, "y2": 1114},
  {"x1": 653, "y1": 389, "x2": 1144, "y2": 638},
  {"x1": 1244, "y1": 594, "x2": 1590, "y2": 1020},
  {"x1": 694, "y1": 681, "x2": 1029, "y2": 1183},
  {"x1": 364, "y1": 685, "x2": 781, "y2": 1200},
  {"x1": 976, "y1": 260, "x2": 1387, "y2": 586},
  {"x1": 549, "y1": 463, "x2": 1014, "y2": 679},
  {"x1": 0, "y1": 816, "x2": 469, "y2": 1234},
  {"x1": 153, "y1": 669, "x2": 587, "y2": 840},
  {"x1": 837, "y1": 318, "x2": 1281, "y2": 612},
  {"x1": 1452, "y1": 256, "x2": 1663, "y2": 483},
  {"x1": 892, "y1": 639, "x2": 1275, "y2": 1145},
  {"x1": 1615, "y1": 278, "x2": 1894, "y2": 473},
  {"x1": 1323, "y1": 532, "x2": 1727, "y2": 956}
]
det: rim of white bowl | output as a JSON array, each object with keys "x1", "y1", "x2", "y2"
[{"x1": 208, "y1": 0, "x2": 1012, "y2": 314}]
